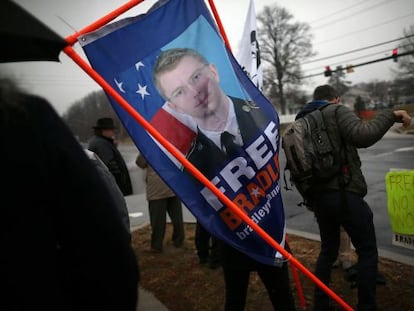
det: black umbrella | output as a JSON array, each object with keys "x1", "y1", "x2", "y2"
[{"x1": 0, "y1": 0, "x2": 67, "y2": 63}]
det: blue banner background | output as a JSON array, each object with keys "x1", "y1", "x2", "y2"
[{"x1": 81, "y1": 0, "x2": 286, "y2": 266}]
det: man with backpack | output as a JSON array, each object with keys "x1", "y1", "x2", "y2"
[{"x1": 294, "y1": 85, "x2": 411, "y2": 311}]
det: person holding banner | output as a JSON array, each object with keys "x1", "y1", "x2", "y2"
[
  {"x1": 153, "y1": 47, "x2": 296, "y2": 311},
  {"x1": 296, "y1": 84, "x2": 411, "y2": 311}
]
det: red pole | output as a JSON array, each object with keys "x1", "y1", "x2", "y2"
[
  {"x1": 65, "y1": 0, "x2": 144, "y2": 46},
  {"x1": 286, "y1": 237, "x2": 307, "y2": 309},
  {"x1": 207, "y1": 0, "x2": 232, "y2": 53},
  {"x1": 291, "y1": 262, "x2": 307, "y2": 309}
]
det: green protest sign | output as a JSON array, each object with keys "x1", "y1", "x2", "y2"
[{"x1": 385, "y1": 171, "x2": 414, "y2": 235}]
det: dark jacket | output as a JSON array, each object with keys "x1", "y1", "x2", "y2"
[
  {"x1": 1, "y1": 93, "x2": 138, "y2": 310},
  {"x1": 88, "y1": 134, "x2": 133, "y2": 196},
  {"x1": 296, "y1": 101, "x2": 396, "y2": 196},
  {"x1": 86, "y1": 150, "x2": 131, "y2": 236}
]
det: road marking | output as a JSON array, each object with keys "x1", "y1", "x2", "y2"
[
  {"x1": 371, "y1": 146, "x2": 414, "y2": 158},
  {"x1": 389, "y1": 168, "x2": 411, "y2": 171},
  {"x1": 129, "y1": 212, "x2": 144, "y2": 218},
  {"x1": 397, "y1": 147, "x2": 414, "y2": 152}
]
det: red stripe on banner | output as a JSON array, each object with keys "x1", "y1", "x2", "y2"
[{"x1": 150, "y1": 109, "x2": 196, "y2": 155}]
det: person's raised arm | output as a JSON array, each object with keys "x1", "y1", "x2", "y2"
[{"x1": 393, "y1": 110, "x2": 412, "y2": 127}]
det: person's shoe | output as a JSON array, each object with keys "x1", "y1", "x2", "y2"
[
  {"x1": 376, "y1": 271, "x2": 386, "y2": 285},
  {"x1": 332, "y1": 259, "x2": 340, "y2": 269},
  {"x1": 344, "y1": 265, "x2": 358, "y2": 289},
  {"x1": 199, "y1": 257, "x2": 208, "y2": 265},
  {"x1": 208, "y1": 261, "x2": 221, "y2": 270},
  {"x1": 173, "y1": 240, "x2": 183, "y2": 248},
  {"x1": 147, "y1": 248, "x2": 162, "y2": 254},
  {"x1": 314, "y1": 304, "x2": 339, "y2": 310}
]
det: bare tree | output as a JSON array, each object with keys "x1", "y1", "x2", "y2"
[
  {"x1": 396, "y1": 25, "x2": 414, "y2": 79},
  {"x1": 63, "y1": 90, "x2": 126, "y2": 142},
  {"x1": 257, "y1": 4, "x2": 314, "y2": 114},
  {"x1": 392, "y1": 25, "x2": 414, "y2": 98}
]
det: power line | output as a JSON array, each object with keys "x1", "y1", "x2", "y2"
[
  {"x1": 312, "y1": 0, "x2": 398, "y2": 30},
  {"x1": 300, "y1": 50, "x2": 414, "y2": 79},
  {"x1": 303, "y1": 34, "x2": 414, "y2": 64},
  {"x1": 308, "y1": 0, "x2": 370, "y2": 25},
  {"x1": 315, "y1": 11, "x2": 414, "y2": 45},
  {"x1": 303, "y1": 43, "x2": 413, "y2": 74}
]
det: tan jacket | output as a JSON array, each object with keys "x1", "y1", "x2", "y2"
[{"x1": 136, "y1": 154, "x2": 175, "y2": 200}]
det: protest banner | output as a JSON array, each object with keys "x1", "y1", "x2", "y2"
[
  {"x1": 79, "y1": 0, "x2": 286, "y2": 266},
  {"x1": 386, "y1": 170, "x2": 414, "y2": 249}
]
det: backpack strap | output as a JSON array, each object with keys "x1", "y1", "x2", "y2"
[
  {"x1": 319, "y1": 103, "x2": 351, "y2": 188},
  {"x1": 333, "y1": 106, "x2": 351, "y2": 188}
]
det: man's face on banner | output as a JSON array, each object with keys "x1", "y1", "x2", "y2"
[{"x1": 159, "y1": 55, "x2": 222, "y2": 119}]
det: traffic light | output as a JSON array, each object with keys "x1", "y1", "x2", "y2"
[
  {"x1": 324, "y1": 66, "x2": 332, "y2": 77},
  {"x1": 392, "y1": 48, "x2": 398, "y2": 62},
  {"x1": 346, "y1": 64, "x2": 354, "y2": 73}
]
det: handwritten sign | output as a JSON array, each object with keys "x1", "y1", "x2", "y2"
[{"x1": 385, "y1": 171, "x2": 414, "y2": 249}]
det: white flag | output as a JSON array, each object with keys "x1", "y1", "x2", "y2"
[{"x1": 236, "y1": 0, "x2": 263, "y2": 91}]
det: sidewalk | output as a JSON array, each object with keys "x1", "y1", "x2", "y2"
[
  {"x1": 137, "y1": 287, "x2": 168, "y2": 311},
  {"x1": 131, "y1": 221, "x2": 170, "y2": 311}
]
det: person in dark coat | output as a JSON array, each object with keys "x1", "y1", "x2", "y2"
[
  {"x1": 85, "y1": 149, "x2": 131, "y2": 237},
  {"x1": 88, "y1": 117, "x2": 133, "y2": 196},
  {"x1": 0, "y1": 78, "x2": 139, "y2": 311},
  {"x1": 296, "y1": 84, "x2": 411, "y2": 311}
]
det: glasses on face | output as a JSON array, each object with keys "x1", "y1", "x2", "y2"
[{"x1": 166, "y1": 64, "x2": 209, "y2": 103}]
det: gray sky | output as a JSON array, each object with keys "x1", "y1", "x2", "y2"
[{"x1": 2, "y1": 0, "x2": 413, "y2": 115}]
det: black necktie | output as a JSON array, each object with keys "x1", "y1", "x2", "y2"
[{"x1": 220, "y1": 131, "x2": 240, "y2": 156}]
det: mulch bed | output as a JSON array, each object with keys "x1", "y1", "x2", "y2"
[{"x1": 131, "y1": 223, "x2": 414, "y2": 310}]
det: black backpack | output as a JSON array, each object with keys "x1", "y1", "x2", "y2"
[{"x1": 281, "y1": 104, "x2": 344, "y2": 208}]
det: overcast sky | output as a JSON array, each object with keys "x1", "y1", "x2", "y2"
[{"x1": 2, "y1": 0, "x2": 413, "y2": 115}]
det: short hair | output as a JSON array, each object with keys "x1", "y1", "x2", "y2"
[
  {"x1": 313, "y1": 85, "x2": 339, "y2": 101},
  {"x1": 153, "y1": 48, "x2": 208, "y2": 98}
]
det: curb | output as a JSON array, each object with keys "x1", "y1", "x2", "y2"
[{"x1": 286, "y1": 228, "x2": 414, "y2": 266}]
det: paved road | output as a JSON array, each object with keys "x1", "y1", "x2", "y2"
[{"x1": 120, "y1": 128, "x2": 414, "y2": 265}]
